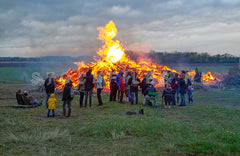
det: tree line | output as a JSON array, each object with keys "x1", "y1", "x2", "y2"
[{"x1": 126, "y1": 51, "x2": 239, "y2": 64}]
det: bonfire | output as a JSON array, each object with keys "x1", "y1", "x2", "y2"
[{"x1": 55, "y1": 21, "x2": 223, "y2": 91}]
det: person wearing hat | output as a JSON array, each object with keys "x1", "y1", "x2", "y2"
[{"x1": 44, "y1": 73, "x2": 55, "y2": 109}]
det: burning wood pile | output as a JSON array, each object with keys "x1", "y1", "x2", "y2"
[{"x1": 55, "y1": 21, "x2": 225, "y2": 91}]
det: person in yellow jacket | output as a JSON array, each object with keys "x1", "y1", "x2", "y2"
[{"x1": 47, "y1": 93, "x2": 57, "y2": 118}]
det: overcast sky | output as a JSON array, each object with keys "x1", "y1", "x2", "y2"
[{"x1": 0, "y1": 0, "x2": 240, "y2": 57}]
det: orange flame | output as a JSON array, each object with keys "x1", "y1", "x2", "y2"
[{"x1": 55, "y1": 21, "x2": 224, "y2": 90}]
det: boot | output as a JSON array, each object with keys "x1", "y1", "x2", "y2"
[
  {"x1": 63, "y1": 109, "x2": 66, "y2": 116},
  {"x1": 67, "y1": 109, "x2": 71, "y2": 117}
]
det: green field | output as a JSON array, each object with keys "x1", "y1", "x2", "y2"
[{"x1": 0, "y1": 83, "x2": 239, "y2": 155}]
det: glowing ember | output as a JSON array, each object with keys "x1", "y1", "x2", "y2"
[{"x1": 55, "y1": 21, "x2": 224, "y2": 91}]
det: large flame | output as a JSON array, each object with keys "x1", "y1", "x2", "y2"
[{"x1": 55, "y1": 21, "x2": 224, "y2": 91}]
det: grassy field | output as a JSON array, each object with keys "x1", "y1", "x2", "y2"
[{"x1": 0, "y1": 82, "x2": 239, "y2": 155}]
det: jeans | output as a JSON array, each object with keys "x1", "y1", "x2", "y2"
[
  {"x1": 130, "y1": 91, "x2": 138, "y2": 104},
  {"x1": 188, "y1": 90, "x2": 193, "y2": 104},
  {"x1": 180, "y1": 93, "x2": 186, "y2": 106},
  {"x1": 97, "y1": 88, "x2": 103, "y2": 105},
  {"x1": 63, "y1": 100, "x2": 71, "y2": 109},
  {"x1": 47, "y1": 109, "x2": 55, "y2": 117},
  {"x1": 32, "y1": 100, "x2": 43, "y2": 106},
  {"x1": 79, "y1": 92, "x2": 84, "y2": 107},
  {"x1": 127, "y1": 89, "x2": 131, "y2": 101},
  {"x1": 172, "y1": 93, "x2": 176, "y2": 105},
  {"x1": 85, "y1": 89, "x2": 93, "y2": 107},
  {"x1": 45, "y1": 93, "x2": 51, "y2": 109},
  {"x1": 176, "y1": 87, "x2": 180, "y2": 104}
]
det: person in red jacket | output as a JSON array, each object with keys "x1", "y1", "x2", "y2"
[{"x1": 118, "y1": 72, "x2": 128, "y2": 103}]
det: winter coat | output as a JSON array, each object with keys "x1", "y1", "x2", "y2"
[
  {"x1": 118, "y1": 74, "x2": 126, "y2": 91},
  {"x1": 96, "y1": 75, "x2": 105, "y2": 89},
  {"x1": 179, "y1": 78, "x2": 187, "y2": 94},
  {"x1": 128, "y1": 77, "x2": 140, "y2": 92},
  {"x1": 78, "y1": 77, "x2": 85, "y2": 93},
  {"x1": 62, "y1": 82, "x2": 72, "y2": 101},
  {"x1": 162, "y1": 88, "x2": 175, "y2": 102},
  {"x1": 48, "y1": 94, "x2": 57, "y2": 110},
  {"x1": 140, "y1": 78, "x2": 148, "y2": 95},
  {"x1": 143, "y1": 85, "x2": 156, "y2": 96},
  {"x1": 85, "y1": 71, "x2": 94, "y2": 91},
  {"x1": 44, "y1": 78, "x2": 55, "y2": 93}
]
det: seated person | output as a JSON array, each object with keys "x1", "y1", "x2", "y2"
[
  {"x1": 143, "y1": 82, "x2": 157, "y2": 106},
  {"x1": 143, "y1": 81, "x2": 156, "y2": 96},
  {"x1": 22, "y1": 91, "x2": 43, "y2": 106},
  {"x1": 16, "y1": 89, "x2": 24, "y2": 105}
]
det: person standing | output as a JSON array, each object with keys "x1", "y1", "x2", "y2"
[
  {"x1": 109, "y1": 70, "x2": 118, "y2": 101},
  {"x1": 178, "y1": 73, "x2": 187, "y2": 106},
  {"x1": 162, "y1": 84, "x2": 175, "y2": 109},
  {"x1": 126, "y1": 71, "x2": 132, "y2": 102},
  {"x1": 118, "y1": 72, "x2": 128, "y2": 103},
  {"x1": 128, "y1": 72, "x2": 140, "y2": 105},
  {"x1": 78, "y1": 73, "x2": 85, "y2": 108},
  {"x1": 171, "y1": 73, "x2": 178, "y2": 105},
  {"x1": 47, "y1": 93, "x2": 57, "y2": 118},
  {"x1": 44, "y1": 73, "x2": 55, "y2": 109},
  {"x1": 96, "y1": 71, "x2": 105, "y2": 106},
  {"x1": 62, "y1": 80, "x2": 73, "y2": 117},
  {"x1": 84, "y1": 69, "x2": 94, "y2": 108}
]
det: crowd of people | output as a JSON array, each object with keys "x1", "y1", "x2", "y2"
[{"x1": 16, "y1": 69, "x2": 194, "y2": 118}]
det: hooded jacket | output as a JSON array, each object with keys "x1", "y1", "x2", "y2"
[
  {"x1": 48, "y1": 94, "x2": 57, "y2": 109},
  {"x1": 96, "y1": 75, "x2": 104, "y2": 89},
  {"x1": 162, "y1": 88, "x2": 175, "y2": 102}
]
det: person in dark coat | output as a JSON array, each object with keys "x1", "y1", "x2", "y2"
[
  {"x1": 128, "y1": 72, "x2": 140, "y2": 105},
  {"x1": 62, "y1": 80, "x2": 73, "y2": 117},
  {"x1": 162, "y1": 84, "x2": 175, "y2": 108},
  {"x1": 44, "y1": 73, "x2": 55, "y2": 109},
  {"x1": 84, "y1": 69, "x2": 94, "y2": 108},
  {"x1": 178, "y1": 73, "x2": 187, "y2": 106},
  {"x1": 109, "y1": 70, "x2": 118, "y2": 101}
]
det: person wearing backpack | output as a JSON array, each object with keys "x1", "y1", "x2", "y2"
[
  {"x1": 96, "y1": 71, "x2": 105, "y2": 106},
  {"x1": 128, "y1": 72, "x2": 140, "y2": 105},
  {"x1": 62, "y1": 79, "x2": 74, "y2": 117},
  {"x1": 84, "y1": 69, "x2": 94, "y2": 108}
]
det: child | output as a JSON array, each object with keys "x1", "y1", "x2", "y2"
[
  {"x1": 162, "y1": 83, "x2": 175, "y2": 108},
  {"x1": 187, "y1": 85, "x2": 193, "y2": 104},
  {"x1": 47, "y1": 93, "x2": 57, "y2": 118}
]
